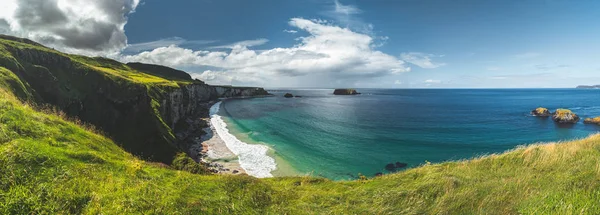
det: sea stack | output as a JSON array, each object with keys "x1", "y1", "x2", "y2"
[
  {"x1": 531, "y1": 107, "x2": 551, "y2": 117},
  {"x1": 333, "y1": 89, "x2": 361, "y2": 95},
  {"x1": 552, "y1": 109, "x2": 580, "y2": 124},
  {"x1": 284, "y1": 93, "x2": 294, "y2": 98}
]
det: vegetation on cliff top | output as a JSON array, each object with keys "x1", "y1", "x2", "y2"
[{"x1": 2, "y1": 35, "x2": 600, "y2": 214}]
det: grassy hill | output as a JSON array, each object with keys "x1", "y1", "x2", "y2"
[{"x1": 2, "y1": 35, "x2": 600, "y2": 214}]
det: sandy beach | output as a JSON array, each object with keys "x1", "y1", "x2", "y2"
[{"x1": 199, "y1": 117, "x2": 247, "y2": 175}]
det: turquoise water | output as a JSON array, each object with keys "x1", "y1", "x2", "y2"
[{"x1": 219, "y1": 89, "x2": 600, "y2": 180}]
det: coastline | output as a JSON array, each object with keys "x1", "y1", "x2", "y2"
[{"x1": 200, "y1": 101, "x2": 277, "y2": 178}]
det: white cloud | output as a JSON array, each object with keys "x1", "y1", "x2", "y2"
[
  {"x1": 394, "y1": 80, "x2": 402, "y2": 85},
  {"x1": 334, "y1": 0, "x2": 362, "y2": 15},
  {"x1": 424, "y1": 79, "x2": 442, "y2": 84},
  {"x1": 322, "y1": 0, "x2": 371, "y2": 34},
  {"x1": 514, "y1": 52, "x2": 541, "y2": 59},
  {"x1": 534, "y1": 64, "x2": 570, "y2": 71},
  {"x1": 124, "y1": 37, "x2": 217, "y2": 53},
  {"x1": 121, "y1": 18, "x2": 410, "y2": 86},
  {"x1": 283, "y1": 29, "x2": 298, "y2": 34},
  {"x1": 400, "y1": 52, "x2": 446, "y2": 69},
  {"x1": 210, "y1": 39, "x2": 269, "y2": 49},
  {"x1": 0, "y1": 0, "x2": 140, "y2": 56}
]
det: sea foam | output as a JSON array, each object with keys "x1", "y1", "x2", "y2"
[{"x1": 209, "y1": 101, "x2": 277, "y2": 178}]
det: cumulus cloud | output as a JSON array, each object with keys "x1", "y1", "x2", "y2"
[
  {"x1": 400, "y1": 52, "x2": 446, "y2": 69},
  {"x1": 0, "y1": 0, "x2": 139, "y2": 55},
  {"x1": 121, "y1": 18, "x2": 410, "y2": 86}
]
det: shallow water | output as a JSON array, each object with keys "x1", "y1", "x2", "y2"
[{"x1": 217, "y1": 89, "x2": 600, "y2": 180}]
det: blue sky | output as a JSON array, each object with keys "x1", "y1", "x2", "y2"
[{"x1": 1, "y1": 0, "x2": 599, "y2": 88}]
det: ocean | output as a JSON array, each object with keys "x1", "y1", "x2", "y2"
[{"x1": 214, "y1": 89, "x2": 600, "y2": 180}]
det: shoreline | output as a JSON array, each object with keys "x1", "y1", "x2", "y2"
[
  {"x1": 199, "y1": 111, "x2": 246, "y2": 175},
  {"x1": 200, "y1": 101, "x2": 277, "y2": 178}
]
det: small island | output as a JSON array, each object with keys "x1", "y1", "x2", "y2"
[
  {"x1": 531, "y1": 107, "x2": 551, "y2": 117},
  {"x1": 584, "y1": 117, "x2": 600, "y2": 125},
  {"x1": 333, "y1": 89, "x2": 361, "y2": 95},
  {"x1": 552, "y1": 109, "x2": 580, "y2": 124}
]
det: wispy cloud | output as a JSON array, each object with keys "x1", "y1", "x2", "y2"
[
  {"x1": 334, "y1": 0, "x2": 362, "y2": 15},
  {"x1": 488, "y1": 73, "x2": 553, "y2": 80},
  {"x1": 400, "y1": 52, "x2": 446, "y2": 69},
  {"x1": 486, "y1": 66, "x2": 501, "y2": 71},
  {"x1": 125, "y1": 37, "x2": 217, "y2": 53},
  {"x1": 322, "y1": 0, "x2": 372, "y2": 33},
  {"x1": 534, "y1": 64, "x2": 570, "y2": 71},
  {"x1": 513, "y1": 52, "x2": 541, "y2": 59},
  {"x1": 283, "y1": 29, "x2": 298, "y2": 34},
  {"x1": 424, "y1": 79, "x2": 442, "y2": 84},
  {"x1": 209, "y1": 39, "x2": 269, "y2": 49}
]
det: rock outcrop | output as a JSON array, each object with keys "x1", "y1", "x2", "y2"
[
  {"x1": 584, "y1": 117, "x2": 600, "y2": 125},
  {"x1": 384, "y1": 162, "x2": 408, "y2": 172},
  {"x1": 284, "y1": 93, "x2": 293, "y2": 98},
  {"x1": 552, "y1": 109, "x2": 580, "y2": 124},
  {"x1": 531, "y1": 107, "x2": 551, "y2": 117},
  {"x1": 333, "y1": 89, "x2": 361, "y2": 95},
  {"x1": 213, "y1": 86, "x2": 271, "y2": 97}
]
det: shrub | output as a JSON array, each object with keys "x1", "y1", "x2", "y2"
[{"x1": 171, "y1": 153, "x2": 211, "y2": 175}]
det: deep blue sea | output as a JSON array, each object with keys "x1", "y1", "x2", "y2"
[{"x1": 218, "y1": 89, "x2": 600, "y2": 180}]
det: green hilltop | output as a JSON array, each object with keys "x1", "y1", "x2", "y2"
[{"x1": 1, "y1": 35, "x2": 600, "y2": 214}]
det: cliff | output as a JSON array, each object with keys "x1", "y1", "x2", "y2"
[{"x1": 0, "y1": 35, "x2": 269, "y2": 163}]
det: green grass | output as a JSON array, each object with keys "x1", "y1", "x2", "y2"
[
  {"x1": 0, "y1": 36, "x2": 198, "y2": 163},
  {"x1": 2, "y1": 87, "x2": 600, "y2": 214},
  {"x1": 2, "y1": 34, "x2": 600, "y2": 214}
]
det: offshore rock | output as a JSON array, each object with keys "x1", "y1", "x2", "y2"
[
  {"x1": 584, "y1": 117, "x2": 600, "y2": 125},
  {"x1": 531, "y1": 107, "x2": 551, "y2": 117},
  {"x1": 552, "y1": 109, "x2": 580, "y2": 124},
  {"x1": 333, "y1": 89, "x2": 361, "y2": 95}
]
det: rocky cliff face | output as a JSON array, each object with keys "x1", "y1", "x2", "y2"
[
  {"x1": 159, "y1": 83, "x2": 270, "y2": 155},
  {"x1": 0, "y1": 35, "x2": 270, "y2": 163},
  {"x1": 214, "y1": 86, "x2": 271, "y2": 97}
]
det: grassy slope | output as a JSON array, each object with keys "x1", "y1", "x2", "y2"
[
  {"x1": 1, "y1": 38, "x2": 600, "y2": 214},
  {"x1": 3, "y1": 87, "x2": 600, "y2": 214},
  {"x1": 0, "y1": 36, "x2": 202, "y2": 163}
]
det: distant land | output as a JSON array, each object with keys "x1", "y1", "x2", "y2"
[{"x1": 576, "y1": 85, "x2": 600, "y2": 89}]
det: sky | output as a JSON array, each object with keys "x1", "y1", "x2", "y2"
[{"x1": 0, "y1": 0, "x2": 599, "y2": 88}]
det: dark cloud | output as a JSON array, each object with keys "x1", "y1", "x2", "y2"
[{"x1": 2, "y1": 0, "x2": 139, "y2": 54}]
